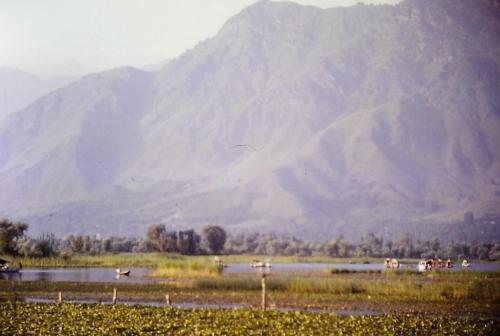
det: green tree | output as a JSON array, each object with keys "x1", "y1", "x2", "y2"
[
  {"x1": 163, "y1": 231, "x2": 178, "y2": 253},
  {"x1": 357, "y1": 233, "x2": 383, "y2": 257},
  {"x1": 488, "y1": 243, "x2": 500, "y2": 260},
  {"x1": 337, "y1": 236, "x2": 352, "y2": 257},
  {"x1": 323, "y1": 240, "x2": 339, "y2": 257},
  {"x1": 203, "y1": 225, "x2": 227, "y2": 254},
  {"x1": 146, "y1": 224, "x2": 167, "y2": 252},
  {"x1": 178, "y1": 230, "x2": 200, "y2": 255},
  {"x1": 101, "y1": 239, "x2": 112, "y2": 253},
  {"x1": 31, "y1": 233, "x2": 58, "y2": 257},
  {"x1": 67, "y1": 235, "x2": 84, "y2": 253},
  {"x1": 146, "y1": 224, "x2": 178, "y2": 252},
  {"x1": 82, "y1": 235, "x2": 92, "y2": 253},
  {"x1": 0, "y1": 219, "x2": 28, "y2": 255}
]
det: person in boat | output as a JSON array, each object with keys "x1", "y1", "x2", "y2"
[
  {"x1": 0, "y1": 262, "x2": 22, "y2": 272},
  {"x1": 251, "y1": 260, "x2": 261, "y2": 267},
  {"x1": 446, "y1": 259, "x2": 453, "y2": 268},
  {"x1": 384, "y1": 258, "x2": 391, "y2": 269},
  {"x1": 391, "y1": 258, "x2": 400, "y2": 269},
  {"x1": 462, "y1": 259, "x2": 471, "y2": 268}
]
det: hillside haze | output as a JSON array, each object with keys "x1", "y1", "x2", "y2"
[
  {"x1": 0, "y1": 0, "x2": 499, "y2": 241},
  {"x1": 0, "y1": 67, "x2": 76, "y2": 121}
]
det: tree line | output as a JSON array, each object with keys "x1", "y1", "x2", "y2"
[{"x1": 0, "y1": 219, "x2": 498, "y2": 261}]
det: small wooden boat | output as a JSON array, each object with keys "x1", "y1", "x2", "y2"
[
  {"x1": 446, "y1": 259, "x2": 454, "y2": 268},
  {"x1": 251, "y1": 259, "x2": 272, "y2": 268},
  {"x1": 251, "y1": 260, "x2": 263, "y2": 267},
  {"x1": 0, "y1": 263, "x2": 22, "y2": 273},
  {"x1": 116, "y1": 268, "x2": 130, "y2": 276},
  {"x1": 384, "y1": 258, "x2": 400, "y2": 269}
]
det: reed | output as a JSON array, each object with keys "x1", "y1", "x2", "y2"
[
  {"x1": 329, "y1": 268, "x2": 382, "y2": 274},
  {"x1": 152, "y1": 259, "x2": 220, "y2": 278},
  {"x1": 195, "y1": 276, "x2": 288, "y2": 291}
]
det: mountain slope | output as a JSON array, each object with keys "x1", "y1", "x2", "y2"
[
  {"x1": 0, "y1": 67, "x2": 76, "y2": 121},
  {"x1": 0, "y1": 0, "x2": 499, "y2": 240}
]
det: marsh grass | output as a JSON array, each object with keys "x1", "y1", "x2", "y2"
[
  {"x1": 329, "y1": 268, "x2": 383, "y2": 274},
  {"x1": 152, "y1": 259, "x2": 220, "y2": 278},
  {"x1": 288, "y1": 278, "x2": 366, "y2": 294},
  {"x1": 2, "y1": 270, "x2": 499, "y2": 312},
  {"x1": 0, "y1": 280, "x2": 178, "y2": 294},
  {"x1": 195, "y1": 276, "x2": 288, "y2": 291},
  {"x1": 3, "y1": 254, "x2": 499, "y2": 302},
  {"x1": 193, "y1": 271, "x2": 500, "y2": 302},
  {"x1": 5, "y1": 253, "x2": 221, "y2": 278}
]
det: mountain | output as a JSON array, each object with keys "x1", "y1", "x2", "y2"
[
  {"x1": 0, "y1": 0, "x2": 499, "y2": 241},
  {"x1": 0, "y1": 67, "x2": 77, "y2": 121}
]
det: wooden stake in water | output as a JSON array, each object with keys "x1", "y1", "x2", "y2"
[
  {"x1": 112, "y1": 288, "x2": 117, "y2": 304},
  {"x1": 165, "y1": 294, "x2": 171, "y2": 307},
  {"x1": 261, "y1": 274, "x2": 267, "y2": 310},
  {"x1": 58, "y1": 291, "x2": 63, "y2": 304}
]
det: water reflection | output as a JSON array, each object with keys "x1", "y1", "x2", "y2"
[
  {"x1": 7, "y1": 267, "x2": 153, "y2": 283},
  {"x1": 0, "y1": 272, "x2": 22, "y2": 281}
]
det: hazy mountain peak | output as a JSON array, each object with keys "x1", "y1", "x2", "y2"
[
  {"x1": 1, "y1": 0, "x2": 499, "y2": 240},
  {"x1": 0, "y1": 67, "x2": 77, "y2": 122},
  {"x1": 0, "y1": 67, "x2": 40, "y2": 80}
]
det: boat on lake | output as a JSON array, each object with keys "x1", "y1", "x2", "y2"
[
  {"x1": 251, "y1": 259, "x2": 272, "y2": 268},
  {"x1": 0, "y1": 261, "x2": 22, "y2": 273},
  {"x1": 116, "y1": 268, "x2": 130, "y2": 276}
]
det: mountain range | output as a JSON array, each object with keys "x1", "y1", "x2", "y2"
[
  {"x1": 0, "y1": 0, "x2": 499, "y2": 241},
  {"x1": 0, "y1": 67, "x2": 76, "y2": 122}
]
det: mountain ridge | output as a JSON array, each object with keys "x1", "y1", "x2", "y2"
[
  {"x1": 0, "y1": 67, "x2": 77, "y2": 122},
  {"x1": 0, "y1": 0, "x2": 499, "y2": 240}
]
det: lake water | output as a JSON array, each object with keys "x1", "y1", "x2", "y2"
[
  {"x1": 223, "y1": 262, "x2": 500, "y2": 274},
  {"x1": 0, "y1": 267, "x2": 154, "y2": 283},
  {"x1": 1, "y1": 262, "x2": 498, "y2": 283}
]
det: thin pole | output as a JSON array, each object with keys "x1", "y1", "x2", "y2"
[
  {"x1": 58, "y1": 291, "x2": 63, "y2": 304},
  {"x1": 261, "y1": 274, "x2": 267, "y2": 310},
  {"x1": 112, "y1": 288, "x2": 117, "y2": 304},
  {"x1": 165, "y1": 294, "x2": 171, "y2": 307}
]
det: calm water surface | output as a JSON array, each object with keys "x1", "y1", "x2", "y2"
[
  {"x1": 0, "y1": 267, "x2": 153, "y2": 283},
  {"x1": 1, "y1": 262, "x2": 498, "y2": 282},
  {"x1": 223, "y1": 262, "x2": 500, "y2": 274}
]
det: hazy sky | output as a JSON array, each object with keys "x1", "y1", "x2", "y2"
[{"x1": 0, "y1": 0, "x2": 401, "y2": 78}]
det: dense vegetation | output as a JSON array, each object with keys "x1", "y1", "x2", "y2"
[
  {"x1": 5, "y1": 269, "x2": 499, "y2": 301},
  {"x1": 1, "y1": 219, "x2": 499, "y2": 261},
  {"x1": 0, "y1": 302, "x2": 497, "y2": 336}
]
